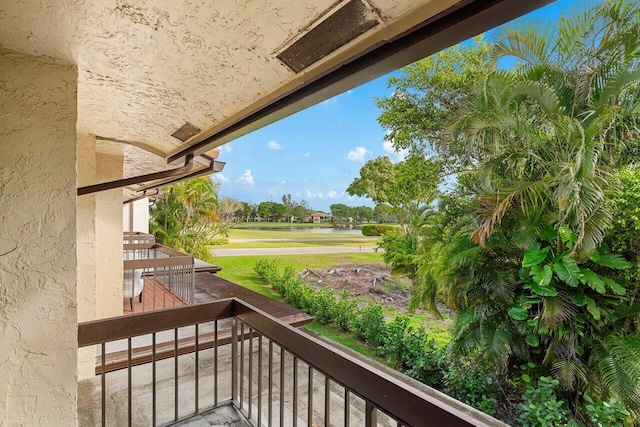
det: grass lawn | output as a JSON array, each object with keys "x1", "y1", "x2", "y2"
[
  {"x1": 233, "y1": 221, "x2": 333, "y2": 229},
  {"x1": 304, "y1": 321, "x2": 387, "y2": 363},
  {"x1": 220, "y1": 239, "x2": 378, "y2": 249},
  {"x1": 214, "y1": 253, "x2": 385, "y2": 299},
  {"x1": 227, "y1": 228, "x2": 369, "y2": 240}
]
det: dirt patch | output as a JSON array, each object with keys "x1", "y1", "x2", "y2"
[{"x1": 300, "y1": 263, "x2": 413, "y2": 313}]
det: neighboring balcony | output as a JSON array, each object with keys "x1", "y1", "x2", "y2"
[{"x1": 78, "y1": 298, "x2": 506, "y2": 427}]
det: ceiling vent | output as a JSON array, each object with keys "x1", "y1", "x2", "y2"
[
  {"x1": 277, "y1": 0, "x2": 379, "y2": 73},
  {"x1": 171, "y1": 122, "x2": 201, "y2": 142}
]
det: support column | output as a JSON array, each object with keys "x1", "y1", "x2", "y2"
[{"x1": 0, "y1": 48, "x2": 78, "y2": 426}]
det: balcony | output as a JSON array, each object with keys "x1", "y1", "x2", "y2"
[
  {"x1": 123, "y1": 233, "x2": 195, "y2": 314},
  {"x1": 78, "y1": 299, "x2": 505, "y2": 427}
]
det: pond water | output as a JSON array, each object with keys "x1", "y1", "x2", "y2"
[{"x1": 246, "y1": 227, "x2": 363, "y2": 234}]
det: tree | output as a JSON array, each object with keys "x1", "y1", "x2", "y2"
[
  {"x1": 213, "y1": 197, "x2": 242, "y2": 237},
  {"x1": 330, "y1": 203, "x2": 353, "y2": 221},
  {"x1": 374, "y1": 0, "x2": 640, "y2": 418},
  {"x1": 376, "y1": 35, "x2": 491, "y2": 167},
  {"x1": 415, "y1": 1, "x2": 640, "y2": 417},
  {"x1": 353, "y1": 206, "x2": 374, "y2": 222},
  {"x1": 373, "y1": 203, "x2": 395, "y2": 223},
  {"x1": 235, "y1": 202, "x2": 254, "y2": 221},
  {"x1": 282, "y1": 194, "x2": 295, "y2": 216},
  {"x1": 149, "y1": 176, "x2": 219, "y2": 262},
  {"x1": 257, "y1": 201, "x2": 285, "y2": 221},
  {"x1": 347, "y1": 155, "x2": 442, "y2": 230},
  {"x1": 292, "y1": 199, "x2": 311, "y2": 221}
]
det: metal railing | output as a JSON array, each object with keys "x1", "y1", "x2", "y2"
[
  {"x1": 123, "y1": 232, "x2": 157, "y2": 246},
  {"x1": 78, "y1": 299, "x2": 502, "y2": 427},
  {"x1": 123, "y1": 239, "x2": 195, "y2": 313}
]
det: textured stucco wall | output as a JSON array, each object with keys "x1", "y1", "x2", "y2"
[
  {"x1": 0, "y1": 48, "x2": 78, "y2": 426},
  {"x1": 94, "y1": 143, "x2": 124, "y2": 320},
  {"x1": 77, "y1": 135, "x2": 123, "y2": 320}
]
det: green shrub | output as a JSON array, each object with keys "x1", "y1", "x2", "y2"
[
  {"x1": 311, "y1": 288, "x2": 337, "y2": 324},
  {"x1": 517, "y1": 376, "x2": 577, "y2": 427},
  {"x1": 361, "y1": 224, "x2": 397, "y2": 236},
  {"x1": 443, "y1": 359, "x2": 499, "y2": 416},
  {"x1": 584, "y1": 395, "x2": 630, "y2": 427},
  {"x1": 400, "y1": 327, "x2": 446, "y2": 388},
  {"x1": 352, "y1": 304, "x2": 386, "y2": 346},
  {"x1": 334, "y1": 290, "x2": 359, "y2": 331},
  {"x1": 379, "y1": 315, "x2": 411, "y2": 359}
]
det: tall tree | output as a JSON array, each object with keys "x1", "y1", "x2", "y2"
[
  {"x1": 376, "y1": 35, "x2": 491, "y2": 169},
  {"x1": 418, "y1": 0, "x2": 640, "y2": 417},
  {"x1": 150, "y1": 177, "x2": 220, "y2": 262},
  {"x1": 347, "y1": 155, "x2": 442, "y2": 230},
  {"x1": 330, "y1": 203, "x2": 353, "y2": 220}
]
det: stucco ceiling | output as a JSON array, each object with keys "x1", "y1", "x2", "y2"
[
  {"x1": 0, "y1": 0, "x2": 464, "y2": 162},
  {"x1": 0, "y1": 0, "x2": 550, "y2": 170}
]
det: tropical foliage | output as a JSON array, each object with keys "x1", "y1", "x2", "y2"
[
  {"x1": 372, "y1": 0, "x2": 640, "y2": 421},
  {"x1": 150, "y1": 177, "x2": 221, "y2": 262}
]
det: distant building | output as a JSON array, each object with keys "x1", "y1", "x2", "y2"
[{"x1": 310, "y1": 212, "x2": 332, "y2": 223}]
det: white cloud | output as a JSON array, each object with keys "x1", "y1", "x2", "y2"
[
  {"x1": 306, "y1": 190, "x2": 328, "y2": 199},
  {"x1": 345, "y1": 146, "x2": 369, "y2": 162},
  {"x1": 238, "y1": 170, "x2": 254, "y2": 185},
  {"x1": 215, "y1": 173, "x2": 230, "y2": 183},
  {"x1": 295, "y1": 192, "x2": 301, "y2": 197},
  {"x1": 280, "y1": 179, "x2": 287, "y2": 185},
  {"x1": 267, "y1": 140, "x2": 284, "y2": 150},
  {"x1": 326, "y1": 190, "x2": 342, "y2": 199},
  {"x1": 304, "y1": 152, "x2": 310, "y2": 158},
  {"x1": 221, "y1": 144, "x2": 233, "y2": 153},
  {"x1": 382, "y1": 140, "x2": 408, "y2": 162}
]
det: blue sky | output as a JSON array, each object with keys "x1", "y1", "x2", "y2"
[{"x1": 213, "y1": 0, "x2": 578, "y2": 212}]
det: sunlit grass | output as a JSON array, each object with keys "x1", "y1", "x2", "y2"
[
  {"x1": 232, "y1": 221, "x2": 334, "y2": 229},
  {"x1": 227, "y1": 228, "x2": 370, "y2": 239},
  {"x1": 219, "y1": 239, "x2": 378, "y2": 249}
]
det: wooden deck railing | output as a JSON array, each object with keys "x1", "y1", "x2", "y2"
[{"x1": 78, "y1": 299, "x2": 502, "y2": 426}]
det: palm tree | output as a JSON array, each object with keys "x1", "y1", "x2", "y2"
[
  {"x1": 451, "y1": 0, "x2": 640, "y2": 256},
  {"x1": 150, "y1": 177, "x2": 220, "y2": 262},
  {"x1": 435, "y1": 0, "x2": 640, "y2": 417}
]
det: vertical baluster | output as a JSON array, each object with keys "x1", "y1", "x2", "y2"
[
  {"x1": 127, "y1": 337, "x2": 132, "y2": 426},
  {"x1": 268, "y1": 340, "x2": 273, "y2": 427},
  {"x1": 308, "y1": 366, "x2": 313, "y2": 427},
  {"x1": 344, "y1": 389, "x2": 350, "y2": 427},
  {"x1": 101, "y1": 343, "x2": 106, "y2": 427},
  {"x1": 152, "y1": 333, "x2": 157, "y2": 426},
  {"x1": 248, "y1": 329, "x2": 253, "y2": 420},
  {"x1": 174, "y1": 328, "x2": 179, "y2": 421},
  {"x1": 280, "y1": 348, "x2": 285, "y2": 427},
  {"x1": 162, "y1": 266, "x2": 166, "y2": 310},
  {"x1": 194, "y1": 323, "x2": 199, "y2": 414},
  {"x1": 325, "y1": 376, "x2": 330, "y2": 427},
  {"x1": 365, "y1": 402, "x2": 376, "y2": 427},
  {"x1": 258, "y1": 335, "x2": 263, "y2": 427},
  {"x1": 240, "y1": 322, "x2": 245, "y2": 410},
  {"x1": 231, "y1": 319, "x2": 238, "y2": 405},
  {"x1": 293, "y1": 357, "x2": 298, "y2": 427},
  {"x1": 153, "y1": 267, "x2": 157, "y2": 312},
  {"x1": 214, "y1": 319, "x2": 218, "y2": 406}
]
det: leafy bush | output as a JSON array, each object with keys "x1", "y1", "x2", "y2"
[
  {"x1": 443, "y1": 359, "x2": 499, "y2": 416},
  {"x1": 583, "y1": 395, "x2": 630, "y2": 427},
  {"x1": 352, "y1": 303, "x2": 386, "y2": 346},
  {"x1": 517, "y1": 376, "x2": 576, "y2": 427},
  {"x1": 334, "y1": 290, "x2": 359, "y2": 331},
  {"x1": 361, "y1": 224, "x2": 397, "y2": 236},
  {"x1": 400, "y1": 327, "x2": 446, "y2": 388},
  {"x1": 311, "y1": 288, "x2": 337, "y2": 324}
]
